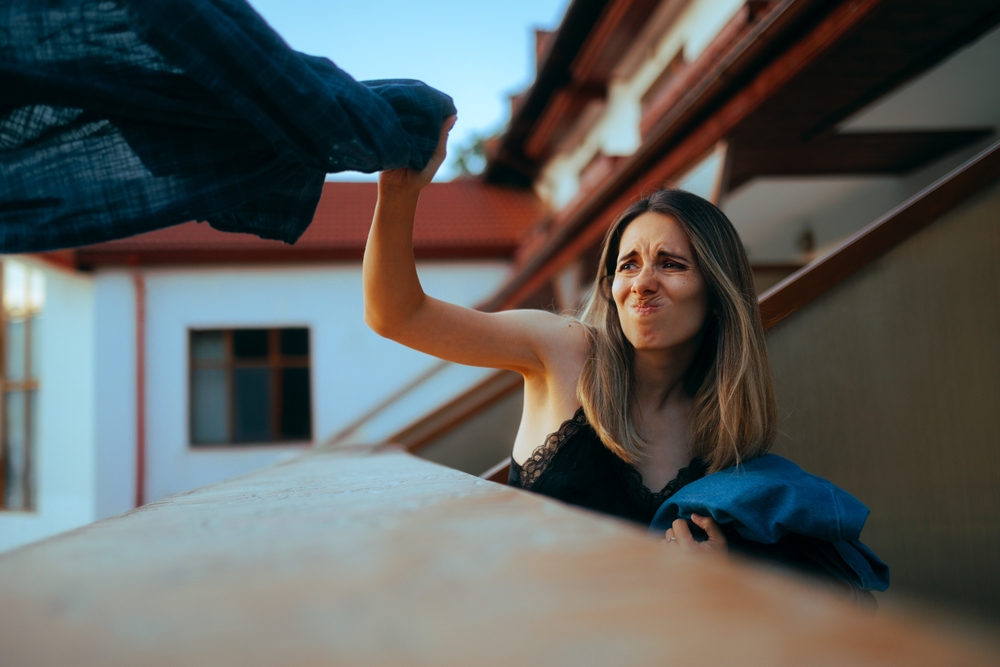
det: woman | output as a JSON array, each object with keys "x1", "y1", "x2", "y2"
[
  {"x1": 364, "y1": 119, "x2": 887, "y2": 600},
  {"x1": 366, "y1": 114, "x2": 759, "y2": 549}
]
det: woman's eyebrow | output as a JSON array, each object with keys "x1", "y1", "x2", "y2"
[
  {"x1": 616, "y1": 249, "x2": 639, "y2": 263},
  {"x1": 656, "y1": 249, "x2": 691, "y2": 263}
]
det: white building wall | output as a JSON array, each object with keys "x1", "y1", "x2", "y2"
[
  {"x1": 110, "y1": 261, "x2": 511, "y2": 504},
  {"x1": 93, "y1": 273, "x2": 137, "y2": 520},
  {"x1": 0, "y1": 261, "x2": 96, "y2": 552}
]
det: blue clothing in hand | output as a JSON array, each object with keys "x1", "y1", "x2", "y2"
[
  {"x1": 650, "y1": 454, "x2": 889, "y2": 591},
  {"x1": 0, "y1": 0, "x2": 456, "y2": 252}
]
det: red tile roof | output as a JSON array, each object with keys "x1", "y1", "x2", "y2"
[{"x1": 70, "y1": 180, "x2": 546, "y2": 267}]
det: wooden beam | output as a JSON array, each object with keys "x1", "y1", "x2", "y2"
[
  {"x1": 391, "y1": 371, "x2": 523, "y2": 454},
  {"x1": 726, "y1": 129, "x2": 992, "y2": 190},
  {"x1": 758, "y1": 139, "x2": 1000, "y2": 329}
]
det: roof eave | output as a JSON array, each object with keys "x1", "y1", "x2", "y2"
[{"x1": 483, "y1": 0, "x2": 612, "y2": 186}]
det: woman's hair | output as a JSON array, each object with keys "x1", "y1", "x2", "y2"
[{"x1": 577, "y1": 189, "x2": 776, "y2": 473}]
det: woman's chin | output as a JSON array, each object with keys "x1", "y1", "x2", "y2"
[
  {"x1": 629, "y1": 335, "x2": 670, "y2": 351},
  {"x1": 628, "y1": 331, "x2": 699, "y2": 353}
]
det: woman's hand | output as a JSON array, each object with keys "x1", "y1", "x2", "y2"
[
  {"x1": 364, "y1": 110, "x2": 575, "y2": 377},
  {"x1": 379, "y1": 115, "x2": 456, "y2": 193},
  {"x1": 663, "y1": 514, "x2": 727, "y2": 557}
]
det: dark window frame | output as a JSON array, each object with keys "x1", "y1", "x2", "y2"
[
  {"x1": 0, "y1": 261, "x2": 41, "y2": 512},
  {"x1": 188, "y1": 328, "x2": 313, "y2": 447}
]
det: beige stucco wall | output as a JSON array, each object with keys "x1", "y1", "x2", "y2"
[{"x1": 765, "y1": 179, "x2": 1000, "y2": 619}]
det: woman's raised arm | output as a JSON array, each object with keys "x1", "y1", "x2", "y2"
[{"x1": 363, "y1": 118, "x2": 581, "y2": 377}]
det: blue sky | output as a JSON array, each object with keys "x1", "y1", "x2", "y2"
[{"x1": 246, "y1": 0, "x2": 569, "y2": 180}]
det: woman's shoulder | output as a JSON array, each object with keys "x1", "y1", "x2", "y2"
[
  {"x1": 522, "y1": 309, "x2": 591, "y2": 338},
  {"x1": 512, "y1": 310, "x2": 590, "y2": 376},
  {"x1": 547, "y1": 313, "x2": 591, "y2": 352}
]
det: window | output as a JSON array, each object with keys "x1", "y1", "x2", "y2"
[
  {"x1": 189, "y1": 328, "x2": 312, "y2": 446},
  {"x1": 1, "y1": 260, "x2": 44, "y2": 510}
]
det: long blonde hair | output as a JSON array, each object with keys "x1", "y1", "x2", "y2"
[{"x1": 577, "y1": 189, "x2": 776, "y2": 473}]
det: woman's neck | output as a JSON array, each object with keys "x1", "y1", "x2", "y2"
[
  {"x1": 632, "y1": 338, "x2": 700, "y2": 410},
  {"x1": 631, "y1": 344, "x2": 701, "y2": 485}
]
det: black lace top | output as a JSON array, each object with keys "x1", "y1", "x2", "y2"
[
  {"x1": 508, "y1": 407, "x2": 708, "y2": 526},
  {"x1": 509, "y1": 407, "x2": 878, "y2": 609}
]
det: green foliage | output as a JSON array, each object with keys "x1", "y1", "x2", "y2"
[{"x1": 450, "y1": 133, "x2": 489, "y2": 177}]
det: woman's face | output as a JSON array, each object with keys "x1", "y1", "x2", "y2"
[{"x1": 611, "y1": 212, "x2": 709, "y2": 352}]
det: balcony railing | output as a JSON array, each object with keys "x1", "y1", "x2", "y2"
[{"x1": 0, "y1": 444, "x2": 995, "y2": 665}]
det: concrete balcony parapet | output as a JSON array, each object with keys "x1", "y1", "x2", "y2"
[{"x1": 0, "y1": 446, "x2": 996, "y2": 666}]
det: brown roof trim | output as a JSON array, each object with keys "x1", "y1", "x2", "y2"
[
  {"x1": 484, "y1": 0, "x2": 851, "y2": 311},
  {"x1": 324, "y1": 361, "x2": 453, "y2": 447},
  {"x1": 60, "y1": 180, "x2": 545, "y2": 270},
  {"x1": 391, "y1": 370, "x2": 523, "y2": 454},
  {"x1": 72, "y1": 244, "x2": 519, "y2": 269},
  {"x1": 29, "y1": 250, "x2": 78, "y2": 272},
  {"x1": 751, "y1": 262, "x2": 806, "y2": 272},
  {"x1": 759, "y1": 138, "x2": 1000, "y2": 330}
]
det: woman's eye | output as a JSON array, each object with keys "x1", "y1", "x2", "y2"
[{"x1": 618, "y1": 261, "x2": 637, "y2": 271}]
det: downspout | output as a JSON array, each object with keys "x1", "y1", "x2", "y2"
[{"x1": 133, "y1": 271, "x2": 146, "y2": 508}]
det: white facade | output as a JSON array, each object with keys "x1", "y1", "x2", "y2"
[
  {"x1": 0, "y1": 259, "x2": 509, "y2": 552},
  {"x1": 0, "y1": 259, "x2": 96, "y2": 553}
]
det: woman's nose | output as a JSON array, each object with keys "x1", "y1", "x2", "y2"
[{"x1": 631, "y1": 264, "x2": 657, "y2": 293}]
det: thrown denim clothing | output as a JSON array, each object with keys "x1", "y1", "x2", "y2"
[
  {"x1": 650, "y1": 454, "x2": 890, "y2": 591},
  {"x1": 0, "y1": 0, "x2": 455, "y2": 251}
]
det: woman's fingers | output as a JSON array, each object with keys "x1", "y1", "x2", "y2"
[
  {"x1": 431, "y1": 115, "x2": 456, "y2": 162},
  {"x1": 671, "y1": 518, "x2": 697, "y2": 547},
  {"x1": 419, "y1": 115, "x2": 456, "y2": 181},
  {"x1": 691, "y1": 513, "x2": 728, "y2": 553},
  {"x1": 663, "y1": 515, "x2": 728, "y2": 558},
  {"x1": 442, "y1": 114, "x2": 457, "y2": 137},
  {"x1": 380, "y1": 115, "x2": 456, "y2": 192}
]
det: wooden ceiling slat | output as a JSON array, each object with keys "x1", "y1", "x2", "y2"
[{"x1": 727, "y1": 130, "x2": 993, "y2": 190}]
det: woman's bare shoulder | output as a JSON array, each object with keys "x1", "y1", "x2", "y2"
[{"x1": 523, "y1": 312, "x2": 590, "y2": 376}]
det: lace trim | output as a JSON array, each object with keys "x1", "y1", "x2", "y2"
[
  {"x1": 620, "y1": 456, "x2": 707, "y2": 506},
  {"x1": 513, "y1": 407, "x2": 707, "y2": 503},
  {"x1": 518, "y1": 407, "x2": 588, "y2": 489}
]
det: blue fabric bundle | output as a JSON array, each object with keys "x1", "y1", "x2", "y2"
[
  {"x1": 0, "y1": 0, "x2": 456, "y2": 252},
  {"x1": 650, "y1": 454, "x2": 889, "y2": 591}
]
